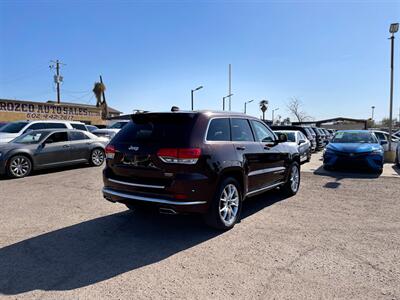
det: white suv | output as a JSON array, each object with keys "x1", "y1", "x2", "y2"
[{"x1": 0, "y1": 120, "x2": 87, "y2": 144}]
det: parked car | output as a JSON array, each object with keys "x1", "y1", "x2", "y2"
[
  {"x1": 92, "y1": 120, "x2": 130, "y2": 141},
  {"x1": 270, "y1": 125, "x2": 316, "y2": 152},
  {"x1": 92, "y1": 129, "x2": 117, "y2": 141},
  {"x1": 311, "y1": 127, "x2": 325, "y2": 150},
  {"x1": 396, "y1": 143, "x2": 400, "y2": 167},
  {"x1": 0, "y1": 120, "x2": 87, "y2": 144},
  {"x1": 321, "y1": 128, "x2": 333, "y2": 141},
  {"x1": 370, "y1": 130, "x2": 399, "y2": 152},
  {"x1": 273, "y1": 130, "x2": 311, "y2": 163},
  {"x1": 394, "y1": 131, "x2": 400, "y2": 140},
  {"x1": 108, "y1": 120, "x2": 130, "y2": 129},
  {"x1": 0, "y1": 129, "x2": 107, "y2": 178},
  {"x1": 303, "y1": 127, "x2": 317, "y2": 151},
  {"x1": 103, "y1": 111, "x2": 301, "y2": 230},
  {"x1": 323, "y1": 130, "x2": 384, "y2": 173},
  {"x1": 317, "y1": 128, "x2": 328, "y2": 145},
  {"x1": 86, "y1": 125, "x2": 99, "y2": 132}
]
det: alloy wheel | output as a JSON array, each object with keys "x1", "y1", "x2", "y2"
[
  {"x1": 219, "y1": 184, "x2": 239, "y2": 226},
  {"x1": 92, "y1": 149, "x2": 105, "y2": 166},
  {"x1": 10, "y1": 156, "x2": 31, "y2": 178},
  {"x1": 290, "y1": 165, "x2": 300, "y2": 192}
]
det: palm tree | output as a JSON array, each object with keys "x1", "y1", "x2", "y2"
[
  {"x1": 259, "y1": 100, "x2": 268, "y2": 121},
  {"x1": 93, "y1": 82, "x2": 108, "y2": 119}
]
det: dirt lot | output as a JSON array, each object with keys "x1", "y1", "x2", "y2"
[{"x1": 0, "y1": 162, "x2": 399, "y2": 299}]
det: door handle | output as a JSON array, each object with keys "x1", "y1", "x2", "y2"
[
  {"x1": 264, "y1": 146, "x2": 270, "y2": 150},
  {"x1": 63, "y1": 145, "x2": 70, "y2": 148},
  {"x1": 236, "y1": 146, "x2": 246, "y2": 150}
]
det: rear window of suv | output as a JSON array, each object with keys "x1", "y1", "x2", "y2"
[
  {"x1": 113, "y1": 114, "x2": 197, "y2": 146},
  {"x1": 71, "y1": 123, "x2": 87, "y2": 131}
]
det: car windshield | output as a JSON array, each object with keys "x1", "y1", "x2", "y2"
[
  {"x1": 12, "y1": 131, "x2": 46, "y2": 144},
  {"x1": 109, "y1": 122, "x2": 128, "y2": 129},
  {"x1": 0, "y1": 121, "x2": 28, "y2": 133},
  {"x1": 332, "y1": 132, "x2": 378, "y2": 144},
  {"x1": 276, "y1": 131, "x2": 296, "y2": 142}
]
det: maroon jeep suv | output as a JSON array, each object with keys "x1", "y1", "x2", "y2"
[{"x1": 102, "y1": 111, "x2": 301, "y2": 230}]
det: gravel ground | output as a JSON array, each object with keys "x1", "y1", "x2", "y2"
[{"x1": 0, "y1": 164, "x2": 399, "y2": 299}]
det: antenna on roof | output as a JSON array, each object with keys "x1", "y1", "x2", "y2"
[{"x1": 171, "y1": 106, "x2": 180, "y2": 112}]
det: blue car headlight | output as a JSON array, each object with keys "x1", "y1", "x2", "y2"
[
  {"x1": 324, "y1": 148, "x2": 335, "y2": 155},
  {"x1": 371, "y1": 148, "x2": 384, "y2": 154}
]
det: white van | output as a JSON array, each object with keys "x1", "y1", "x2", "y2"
[{"x1": 0, "y1": 120, "x2": 87, "y2": 144}]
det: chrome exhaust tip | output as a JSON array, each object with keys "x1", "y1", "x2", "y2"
[{"x1": 159, "y1": 208, "x2": 177, "y2": 215}]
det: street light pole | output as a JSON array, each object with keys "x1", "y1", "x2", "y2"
[
  {"x1": 371, "y1": 106, "x2": 375, "y2": 120},
  {"x1": 272, "y1": 108, "x2": 279, "y2": 124},
  {"x1": 191, "y1": 85, "x2": 203, "y2": 111},
  {"x1": 388, "y1": 23, "x2": 399, "y2": 152},
  {"x1": 244, "y1": 100, "x2": 254, "y2": 114},
  {"x1": 223, "y1": 93, "x2": 233, "y2": 111}
]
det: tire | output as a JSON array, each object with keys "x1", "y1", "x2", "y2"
[
  {"x1": 396, "y1": 152, "x2": 400, "y2": 167},
  {"x1": 204, "y1": 177, "x2": 242, "y2": 230},
  {"x1": 7, "y1": 155, "x2": 32, "y2": 179},
  {"x1": 90, "y1": 148, "x2": 105, "y2": 166},
  {"x1": 281, "y1": 162, "x2": 300, "y2": 196}
]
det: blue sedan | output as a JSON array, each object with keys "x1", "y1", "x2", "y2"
[{"x1": 323, "y1": 130, "x2": 384, "y2": 173}]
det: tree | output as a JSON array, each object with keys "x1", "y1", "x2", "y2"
[
  {"x1": 286, "y1": 97, "x2": 310, "y2": 122},
  {"x1": 282, "y1": 117, "x2": 291, "y2": 125},
  {"x1": 380, "y1": 117, "x2": 397, "y2": 128},
  {"x1": 93, "y1": 82, "x2": 108, "y2": 119},
  {"x1": 259, "y1": 100, "x2": 268, "y2": 121}
]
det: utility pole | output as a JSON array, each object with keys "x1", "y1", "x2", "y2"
[
  {"x1": 50, "y1": 60, "x2": 64, "y2": 103},
  {"x1": 371, "y1": 106, "x2": 375, "y2": 120}
]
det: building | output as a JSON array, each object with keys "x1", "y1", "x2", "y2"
[
  {"x1": 0, "y1": 98, "x2": 121, "y2": 126},
  {"x1": 292, "y1": 117, "x2": 368, "y2": 130}
]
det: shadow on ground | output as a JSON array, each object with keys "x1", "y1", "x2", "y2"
[
  {"x1": 313, "y1": 165, "x2": 381, "y2": 180},
  {"x1": 0, "y1": 190, "x2": 287, "y2": 295},
  {"x1": 392, "y1": 165, "x2": 400, "y2": 175},
  {"x1": 0, "y1": 163, "x2": 96, "y2": 181}
]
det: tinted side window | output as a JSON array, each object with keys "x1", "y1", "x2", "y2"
[
  {"x1": 374, "y1": 132, "x2": 386, "y2": 141},
  {"x1": 25, "y1": 123, "x2": 46, "y2": 132},
  {"x1": 251, "y1": 121, "x2": 275, "y2": 142},
  {"x1": 45, "y1": 132, "x2": 68, "y2": 143},
  {"x1": 231, "y1": 119, "x2": 254, "y2": 142},
  {"x1": 46, "y1": 123, "x2": 67, "y2": 129},
  {"x1": 69, "y1": 131, "x2": 89, "y2": 141},
  {"x1": 206, "y1": 118, "x2": 231, "y2": 141},
  {"x1": 71, "y1": 123, "x2": 87, "y2": 131}
]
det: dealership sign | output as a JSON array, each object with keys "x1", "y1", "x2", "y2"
[{"x1": 0, "y1": 99, "x2": 101, "y2": 121}]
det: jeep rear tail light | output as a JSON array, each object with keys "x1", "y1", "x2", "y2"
[
  {"x1": 157, "y1": 148, "x2": 201, "y2": 164},
  {"x1": 105, "y1": 144, "x2": 116, "y2": 159}
]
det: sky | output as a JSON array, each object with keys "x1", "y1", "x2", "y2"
[{"x1": 0, "y1": 0, "x2": 399, "y2": 122}]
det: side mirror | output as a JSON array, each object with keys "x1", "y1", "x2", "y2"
[
  {"x1": 298, "y1": 139, "x2": 306, "y2": 145},
  {"x1": 380, "y1": 140, "x2": 388, "y2": 145}
]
